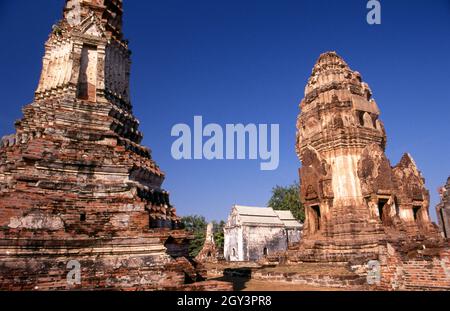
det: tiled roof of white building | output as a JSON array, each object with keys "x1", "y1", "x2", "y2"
[
  {"x1": 273, "y1": 210, "x2": 303, "y2": 228},
  {"x1": 232, "y1": 205, "x2": 302, "y2": 228}
]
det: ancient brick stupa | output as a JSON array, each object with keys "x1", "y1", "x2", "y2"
[
  {"x1": 0, "y1": 0, "x2": 224, "y2": 291},
  {"x1": 294, "y1": 52, "x2": 443, "y2": 263}
]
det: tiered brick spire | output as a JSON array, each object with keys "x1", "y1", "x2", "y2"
[
  {"x1": 64, "y1": 0, "x2": 123, "y2": 40},
  {"x1": 0, "y1": 0, "x2": 215, "y2": 291},
  {"x1": 14, "y1": 0, "x2": 175, "y2": 226},
  {"x1": 36, "y1": 0, "x2": 130, "y2": 109}
]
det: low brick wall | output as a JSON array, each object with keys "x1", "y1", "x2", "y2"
[
  {"x1": 206, "y1": 262, "x2": 367, "y2": 289},
  {"x1": 378, "y1": 244, "x2": 450, "y2": 290},
  {"x1": 0, "y1": 237, "x2": 229, "y2": 291},
  {"x1": 204, "y1": 245, "x2": 450, "y2": 291},
  {"x1": 252, "y1": 269, "x2": 366, "y2": 288},
  {"x1": 178, "y1": 281, "x2": 233, "y2": 291}
]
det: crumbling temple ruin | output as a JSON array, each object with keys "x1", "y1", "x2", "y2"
[
  {"x1": 195, "y1": 223, "x2": 219, "y2": 263},
  {"x1": 295, "y1": 51, "x2": 441, "y2": 261},
  {"x1": 436, "y1": 177, "x2": 450, "y2": 238},
  {"x1": 292, "y1": 52, "x2": 450, "y2": 290},
  {"x1": 0, "y1": 0, "x2": 230, "y2": 291}
]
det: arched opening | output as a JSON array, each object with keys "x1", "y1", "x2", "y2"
[
  {"x1": 357, "y1": 111, "x2": 365, "y2": 126},
  {"x1": 263, "y1": 247, "x2": 268, "y2": 256},
  {"x1": 413, "y1": 206, "x2": 421, "y2": 222},
  {"x1": 440, "y1": 208, "x2": 448, "y2": 238},
  {"x1": 378, "y1": 199, "x2": 388, "y2": 222},
  {"x1": 311, "y1": 205, "x2": 321, "y2": 232},
  {"x1": 77, "y1": 44, "x2": 98, "y2": 102}
]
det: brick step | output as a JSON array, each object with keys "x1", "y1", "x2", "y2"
[{"x1": 251, "y1": 263, "x2": 367, "y2": 288}]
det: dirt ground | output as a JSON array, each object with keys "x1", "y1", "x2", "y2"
[
  {"x1": 205, "y1": 262, "x2": 366, "y2": 291},
  {"x1": 229, "y1": 277, "x2": 349, "y2": 291},
  {"x1": 257, "y1": 263, "x2": 356, "y2": 276}
]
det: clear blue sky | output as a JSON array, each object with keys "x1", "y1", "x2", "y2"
[{"x1": 0, "y1": 0, "x2": 449, "y2": 222}]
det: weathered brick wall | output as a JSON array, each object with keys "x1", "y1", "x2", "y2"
[
  {"x1": 252, "y1": 270, "x2": 365, "y2": 288},
  {"x1": 378, "y1": 244, "x2": 450, "y2": 290},
  {"x1": 0, "y1": 237, "x2": 189, "y2": 291}
]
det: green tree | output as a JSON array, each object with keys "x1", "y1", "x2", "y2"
[
  {"x1": 268, "y1": 181, "x2": 305, "y2": 222},
  {"x1": 181, "y1": 216, "x2": 226, "y2": 258},
  {"x1": 181, "y1": 215, "x2": 207, "y2": 257},
  {"x1": 212, "y1": 220, "x2": 226, "y2": 252}
]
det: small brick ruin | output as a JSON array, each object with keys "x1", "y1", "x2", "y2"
[
  {"x1": 291, "y1": 52, "x2": 450, "y2": 290},
  {"x1": 0, "y1": 0, "x2": 231, "y2": 291}
]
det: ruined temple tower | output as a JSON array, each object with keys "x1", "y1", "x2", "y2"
[
  {"x1": 0, "y1": 0, "x2": 219, "y2": 290},
  {"x1": 436, "y1": 177, "x2": 450, "y2": 238},
  {"x1": 294, "y1": 52, "x2": 443, "y2": 263},
  {"x1": 195, "y1": 223, "x2": 219, "y2": 263}
]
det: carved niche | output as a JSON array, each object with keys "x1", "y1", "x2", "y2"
[{"x1": 299, "y1": 146, "x2": 333, "y2": 203}]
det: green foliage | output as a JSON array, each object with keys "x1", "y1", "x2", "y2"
[
  {"x1": 181, "y1": 215, "x2": 207, "y2": 257},
  {"x1": 181, "y1": 216, "x2": 226, "y2": 257},
  {"x1": 268, "y1": 181, "x2": 305, "y2": 222},
  {"x1": 181, "y1": 183, "x2": 303, "y2": 258},
  {"x1": 181, "y1": 215, "x2": 207, "y2": 232},
  {"x1": 212, "y1": 220, "x2": 226, "y2": 252}
]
